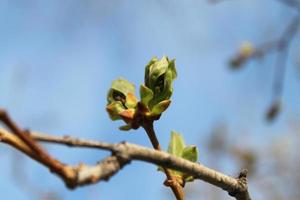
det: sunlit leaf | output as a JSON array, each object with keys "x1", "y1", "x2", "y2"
[
  {"x1": 168, "y1": 131, "x2": 185, "y2": 157},
  {"x1": 182, "y1": 145, "x2": 198, "y2": 163},
  {"x1": 151, "y1": 100, "x2": 171, "y2": 116}
]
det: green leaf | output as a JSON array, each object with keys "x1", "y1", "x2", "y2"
[
  {"x1": 106, "y1": 101, "x2": 126, "y2": 120},
  {"x1": 111, "y1": 78, "x2": 135, "y2": 96},
  {"x1": 182, "y1": 145, "x2": 198, "y2": 163},
  {"x1": 184, "y1": 175, "x2": 194, "y2": 182},
  {"x1": 168, "y1": 59, "x2": 177, "y2": 80},
  {"x1": 119, "y1": 108, "x2": 135, "y2": 123},
  {"x1": 151, "y1": 100, "x2": 171, "y2": 116},
  {"x1": 119, "y1": 124, "x2": 132, "y2": 131},
  {"x1": 145, "y1": 57, "x2": 158, "y2": 88},
  {"x1": 140, "y1": 85, "x2": 153, "y2": 106},
  {"x1": 168, "y1": 131, "x2": 185, "y2": 157},
  {"x1": 148, "y1": 56, "x2": 169, "y2": 89},
  {"x1": 125, "y1": 93, "x2": 138, "y2": 109},
  {"x1": 144, "y1": 56, "x2": 177, "y2": 108},
  {"x1": 162, "y1": 132, "x2": 199, "y2": 186},
  {"x1": 107, "y1": 78, "x2": 136, "y2": 105}
]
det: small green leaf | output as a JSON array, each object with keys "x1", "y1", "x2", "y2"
[
  {"x1": 160, "y1": 132, "x2": 199, "y2": 186},
  {"x1": 168, "y1": 59, "x2": 177, "y2": 79},
  {"x1": 106, "y1": 101, "x2": 126, "y2": 120},
  {"x1": 144, "y1": 56, "x2": 177, "y2": 108},
  {"x1": 140, "y1": 85, "x2": 153, "y2": 106},
  {"x1": 148, "y1": 56, "x2": 169, "y2": 89},
  {"x1": 182, "y1": 145, "x2": 198, "y2": 163},
  {"x1": 119, "y1": 124, "x2": 132, "y2": 131},
  {"x1": 119, "y1": 108, "x2": 135, "y2": 123},
  {"x1": 145, "y1": 57, "x2": 158, "y2": 87},
  {"x1": 151, "y1": 100, "x2": 171, "y2": 116},
  {"x1": 184, "y1": 175, "x2": 194, "y2": 182},
  {"x1": 168, "y1": 131, "x2": 185, "y2": 157},
  {"x1": 125, "y1": 93, "x2": 138, "y2": 108},
  {"x1": 107, "y1": 78, "x2": 136, "y2": 105}
]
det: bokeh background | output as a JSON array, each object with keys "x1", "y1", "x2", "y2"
[{"x1": 1, "y1": 0, "x2": 300, "y2": 200}]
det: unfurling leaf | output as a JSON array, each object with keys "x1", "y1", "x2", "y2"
[
  {"x1": 119, "y1": 109, "x2": 135, "y2": 123},
  {"x1": 150, "y1": 100, "x2": 171, "y2": 116},
  {"x1": 106, "y1": 101, "x2": 126, "y2": 120},
  {"x1": 144, "y1": 56, "x2": 177, "y2": 108},
  {"x1": 106, "y1": 56, "x2": 177, "y2": 130},
  {"x1": 107, "y1": 78, "x2": 137, "y2": 106},
  {"x1": 182, "y1": 145, "x2": 198, "y2": 163},
  {"x1": 158, "y1": 131, "x2": 199, "y2": 186},
  {"x1": 168, "y1": 131, "x2": 185, "y2": 157},
  {"x1": 106, "y1": 78, "x2": 138, "y2": 130},
  {"x1": 140, "y1": 84, "x2": 153, "y2": 106},
  {"x1": 119, "y1": 124, "x2": 132, "y2": 131}
]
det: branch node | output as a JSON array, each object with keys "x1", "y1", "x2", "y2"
[
  {"x1": 228, "y1": 169, "x2": 251, "y2": 200},
  {"x1": 112, "y1": 142, "x2": 131, "y2": 165},
  {"x1": 238, "y1": 169, "x2": 248, "y2": 179}
]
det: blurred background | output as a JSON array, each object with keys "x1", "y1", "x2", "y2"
[{"x1": 1, "y1": 0, "x2": 300, "y2": 199}]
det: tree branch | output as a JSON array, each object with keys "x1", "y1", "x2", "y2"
[
  {"x1": 0, "y1": 127, "x2": 251, "y2": 200},
  {"x1": 210, "y1": 1, "x2": 300, "y2": 113},
  {"x1": 277, "y1": 0, "x2": 300, "y2": 12},
  {"x1": 0, "y1": 109, "x2": 129, "y2": 189},
  {"x1": 228, "y1": 13, "x2": 300, "y2": 121}
]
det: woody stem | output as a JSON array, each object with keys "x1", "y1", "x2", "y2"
[{"x1": 142, "y1": 121, "x2": 185, "y2": 200}]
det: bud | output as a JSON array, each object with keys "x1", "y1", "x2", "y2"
[
  {"x1": 142, "y1": 56, "x2": 177, "y2": 116},
  {"x1": 106, "y1": 78, "x2": 138, "y2": 128},
  {"x1": 107, "y1": 56, "x2": 178, "y2": 130},
  {"x1": 266, "y1": 99, "x2": 281, "y2": 122},
  {"x1": 239, "y1": 41, "x2": 254, "y2": 58},
  {"x1": 158, "y1": 131, "x2": 199, "y2": 187},
  {"x1": 230, "y1": 41, "x2": 255, "y2": 69}
]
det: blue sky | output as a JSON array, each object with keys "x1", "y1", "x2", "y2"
[{"x1": 1, "y1": 1, "x2": 300, "y2": 200}]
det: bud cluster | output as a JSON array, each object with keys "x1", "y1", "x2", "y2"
[{"x1": 106, "y1": 56, "x2": 177, "y2": 130}]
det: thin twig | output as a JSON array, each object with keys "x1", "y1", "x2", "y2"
[
  {"x1": 212, "y1": 1, "x2": 300, "y2": 108},
  {"x1": 228, "y1": 13, "x2": 300, "y2": 120},
  {"x1": 272, "y1": 15, "x2": 300, "y2": 99},
  {"x1": 0, "y1": 109, "x2": 75, "y2": 184},
  {"x1": 0, "y1": 109, "x2": 128, "y2": 189},
  {"x1": 277, "y1": 0, "x2": 300, "y2": 12}
]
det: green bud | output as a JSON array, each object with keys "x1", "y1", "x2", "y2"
[
  {"x1": 144, "y1": 56, "x2": 177, "y2": 108},
  {"x1": 107, "y1": 78, "x2": 137, "y2": 108},
  {"x1": 157, "y1": 131, "x2": 199, "y2": 186},
  {"x1": 119, "y1": 124, "x2": 133, "y2": 131},
  {"x1": 150, "y1": 100, "x2": 171, "y2": 116},
  {"x1": 182, "y1": 145, "x2": 198, "y2": 163},
  {"x1": 139, "y1": 84, "x2": 153, "y2": 107},
  {"x1": 168, "y1": 131, "x2": 185, "y2": 157},
  {"x1": 106, "y1": 78, "x2": 138, "y2": 130},
  {"x1": 106, "y1": 101, "x2": 126, "y2": 121}
]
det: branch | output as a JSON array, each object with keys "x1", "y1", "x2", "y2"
[
  {"x1": 272, "y1": 15, "x2": 300, "y2": 97},
  {"x1": 228, "y1": 14, "x2": 300, "y2": 121},
  {"x1": 0, "y1": 109, "x2": 129, "y2": 189},
  {"x1": 209, "y1": 0, "x2": 300, "y2": 11},
  {"x1": 211, "y1": 0, "x2": 300, "y2": 106},
  {"x1": 0, "y1": 127, "x2": 251, "y2": 200},
  {"x1": 0, "y1": 128, "x2": 130, "y2": 187},
  {"x1": 277, "y1": 0, "x2": 300, "y2": 12}
]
